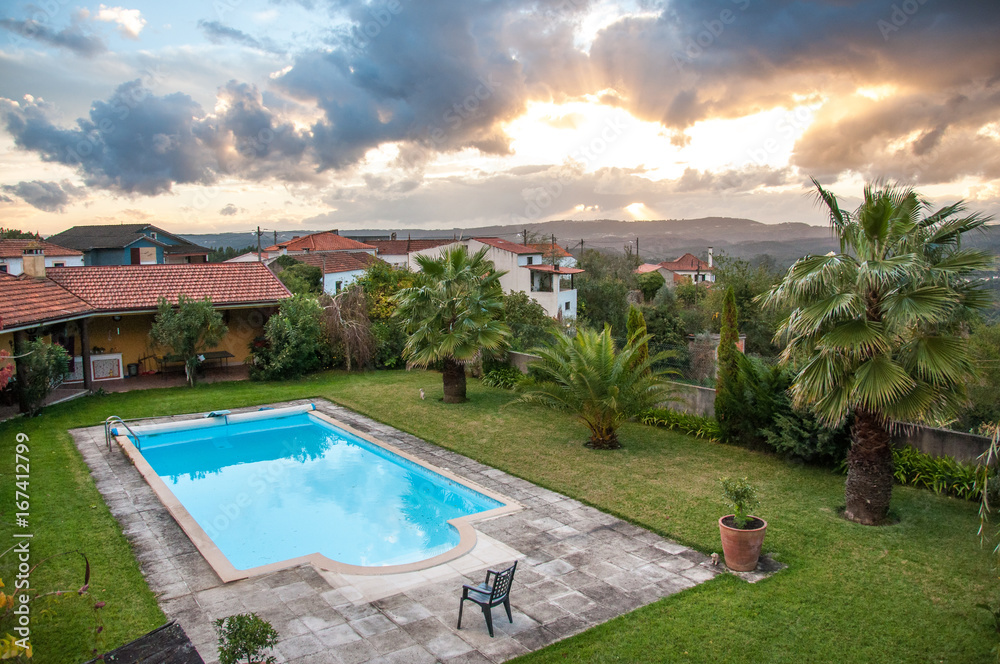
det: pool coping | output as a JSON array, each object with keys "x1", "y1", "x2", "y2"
[{"x1": 115, "y1": 408, "x2": 523, "y2": 583}]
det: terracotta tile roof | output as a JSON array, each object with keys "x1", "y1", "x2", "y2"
[
  {"x1": 474, "y1": 237, "x2": 541, "y2": 255},
  {"x1": 0, "y1": 274, "x2": 92, "y2": 330},
  {"x1": 0, "y1": 239, "x2": 83, "y2": 258},
  {"x1": 295, "y1": 252, "x2": 384, "y2": 275},
  {"x1": 368, "y1": 239, "x2": 453, "y2": 255},
  {"x1": 527, "y1": 243, "x2": 572, "y2": 258},
  {"x1": 525, "y1": 264, "x2": 584, "y2": 274},
  {"x1": 46, "y1": 263, "x2": 291, "y2": 311},
  {"x1": 634, "y1": 263, "x2": 665, "y2": 274},
  {"x1": 264, "y1": 232, "x2": 375, "y2": 253},
  {"x1": 660, "y1": 253, "x2": 713, "y2": 272}
]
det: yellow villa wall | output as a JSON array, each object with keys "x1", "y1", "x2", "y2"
[{"x1": 87, "y1": 307, "x2": 273, "y2": 369}]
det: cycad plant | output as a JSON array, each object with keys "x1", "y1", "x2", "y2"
[
  {"x1": 760, "y1": 178, "x2": 993, "y2": 524},
  {"x1": 393, "y1": 246, "x2": 509, "y2": 403},
  {"x1": 512, "y1": 326, "x2": 676, "y2": 449}
]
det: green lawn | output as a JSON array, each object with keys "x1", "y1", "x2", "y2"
[{"x1": 1, "y1": 370, "x2": 994, "y2": 662}]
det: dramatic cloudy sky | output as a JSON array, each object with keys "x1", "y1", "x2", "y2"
[{"x1": 1, "y1": 0, "x2": 998, "y2": 235}]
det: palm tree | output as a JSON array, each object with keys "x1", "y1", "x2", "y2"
[
  {"x1": 760, "y1": 178, "x2": 993, "y2": 525},
  {"x1": 393, "y1": 246, "x2": 509, "y2": 403},
  {"x1": 511, "y1": 326, "x2": 675, "y2": 449}
]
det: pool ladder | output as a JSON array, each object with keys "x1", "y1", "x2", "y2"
[{"x1": 105, "y1": 416, "x2": 141, "y2": 452}]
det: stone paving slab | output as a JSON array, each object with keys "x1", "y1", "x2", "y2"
[{"x1": 73, "y1": 398, "x2": 780, "y2": 663}]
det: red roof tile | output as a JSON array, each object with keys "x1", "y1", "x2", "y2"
[
  {"x1": 634, "y1": 263, "x2": 665, "y2": 274},
  {"x1": 0, "y1": 239, "x2": 83, "y2": 258},
  {"x1": 264, "y1": 232, "x2": 375, "y2": 253},
  {"x1": 474, "y1": 237, "x2": 540, "y2": 255},
  {"x1": 0, "y1": 274, "x2": 92, "y2": 330},
  {"x1": 527, "y1": 243, "x2": 572, "y2": 258},
  {"x1": 295, "y1": 252, "x2": 384, "y2": 275},
  {"x1": 368, "y1": 239, "x2": 453, "y2": 255},
  {"x1": 46, "y1": 263, "x2": 291, "y2": 311},
  {"x1": 660, "y1": 253, "x2": 713, "y2": 272}
]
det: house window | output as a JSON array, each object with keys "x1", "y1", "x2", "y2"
[
  {"x1": 150, "y1": 232, "x2": 157, "y2": 240},
  {"x1": 564, "y1": 301, "x2": 570, "y2": 311},
  {"x1": 53, "y1": 262, "x2": 65, "y2": 267},
  {"x1": 0, "y1": 264, "x2": 7, "y2": 273},
  {"x1": 526, "y1": 256, "x2": 534, "y2": 265},
  {"x1": 335, "y1": 280, "x2": 343, "y2": 293}
]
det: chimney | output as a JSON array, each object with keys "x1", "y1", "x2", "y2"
[
  {"x1": 708, "y1": 246, "x2": 713, "y2": 269},
  {"x1": 292, "y1": 236, "x2": 300, "y2": 240},
  {"x1": 391, "y1": 232, "x2": 397, "y2": 241},
  {"x1": 22, "y1": 243, "x2": 45, "y2": 278}
]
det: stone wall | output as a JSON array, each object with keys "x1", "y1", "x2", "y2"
[{"x1": 664, "y1": 381, "x2": 990, "y2": 463}]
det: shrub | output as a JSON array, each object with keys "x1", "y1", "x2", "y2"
[
  {"x1": 250, "y1": 295, "x2": 330, "y2": 380},
  {"x1": 15, "y1": 338, "x2": 70, "y2": 416},
  {"x1": 764, "y1": 402, "x2": 851, "y2": 465},
  {"x1": 482, "y1": 365, "x2": 523, "y2": 390},
  {"x1": 891, "y1": 445, "x2": 980, "y2": 501},
  {"x1": 214, "y1": 613, "x2": 278, "y2": 664},
  {"x1": 638, "y1": 270, "x2": 666, "y2": 302},
  {"x1": 642, "y1": 408, "x2": 721, "y2": 442}
]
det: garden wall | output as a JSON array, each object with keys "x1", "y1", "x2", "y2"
[
  {"x1": 664, "y1": 381, "x2": 991, "y2": 463},
  {"x1": 664, "y1": 381, "x2": 716, "y2": 416},
  {"x1": 509, "y1": 351, "x2": 541, "y2": 374},
  {"x1": 890, "y1": 425, "x2": 991, "y2": 464}
]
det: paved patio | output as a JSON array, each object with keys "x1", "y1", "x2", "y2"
[{"x1": 74, "y1": 399, "x2": 739, "y2": 663}]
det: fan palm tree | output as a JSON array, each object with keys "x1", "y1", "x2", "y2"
[
  {"x1": 760, "y1": 178, "x2": 993, "y2": 524},
  {"x1": 393, "y1": 246, "x2": 509, "y2": 403},
  {"x1": 511, "y1": 326, "x2": 676, "y2": 449}
]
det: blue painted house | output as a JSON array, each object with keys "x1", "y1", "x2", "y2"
[{"x1": 46, "y1": 224, "x2": 210, "y2": 266}]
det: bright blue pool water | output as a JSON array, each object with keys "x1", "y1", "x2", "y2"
[{"x1": 136, "y1": 412, "x2": 502, "y2": 570}]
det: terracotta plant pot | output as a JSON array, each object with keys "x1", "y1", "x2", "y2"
[{"x1": 718, "y1": 515, "x2": 767, "y2": 572}]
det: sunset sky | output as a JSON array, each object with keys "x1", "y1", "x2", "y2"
[{"x1": 1, "y1": 0, "x2": 998, "y2": 236}]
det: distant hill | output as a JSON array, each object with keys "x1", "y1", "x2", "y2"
[{"x1": 182, "y1": 216, "x2": 997, "y2": 269}]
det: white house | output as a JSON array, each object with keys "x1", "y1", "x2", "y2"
[
  {"x1": 0, "y1": 240, "x2": 84, "y2": 275},
  {"x1": 410, "y1": 237, "x2": 584, "y2": 319},
  {"x1": 295, "y1": 252, "x2": 383, "y2": 294},
  {"x1": 659, "y1": 249, "x2": 715, "y2": 286}
]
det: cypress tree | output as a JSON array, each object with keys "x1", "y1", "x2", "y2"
[{"x1": 715, "y1": 286, "x2": 742, "y2": 444}]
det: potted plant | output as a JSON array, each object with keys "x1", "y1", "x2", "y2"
[
  {"x1": 718, "y1": 476, "x2": 767, "y2": 571},
  {"x1": 214, "y1": 612, "x2": 279, "y2": 664}
]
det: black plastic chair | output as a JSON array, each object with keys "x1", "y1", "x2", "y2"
[{"x1": 457, "y1": 561, "x2": 517, "y2": 637}]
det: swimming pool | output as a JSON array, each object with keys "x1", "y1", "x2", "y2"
[{"x1": 113, "y1": 404, "x2": 518, "y2": 581}]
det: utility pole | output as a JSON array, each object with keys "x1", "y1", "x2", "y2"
[
  {"x1": 273, "y1": 230, "x2": 278, "y2": 246},
  {"x1": 550, "y1": 233, "x2": 556, "y2": 265},
  {"x1": 255, "y1": 226, "x2": 262, "y2": 262},
  {"x1": 636, "y1": 237, "x2": 640, "y2": 260}
]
